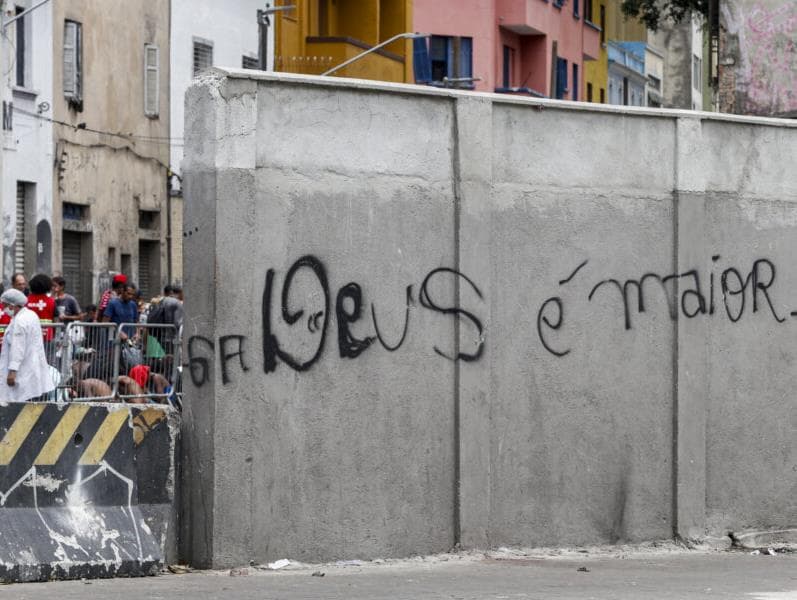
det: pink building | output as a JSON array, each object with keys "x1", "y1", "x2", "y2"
[{"x1": 413, "y1": 0, "x2": 601, "y2": 99}]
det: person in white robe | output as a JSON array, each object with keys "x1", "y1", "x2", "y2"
[{"x1": 0, "y1": 288, "x2": 55, "y2": 402}]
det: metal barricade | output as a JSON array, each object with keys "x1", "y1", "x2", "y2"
[
  {"x1": 115, "y1": 322, "x2": 181, "y2": 407},
  {"x1": 12, "y1": 320, "x2": 183, "y2": 405},
  {"x1": 38, "y1": 323, "x2": 67, "y2": 402},
  {"x1": 174, "y1": 325, "x2": 183, "y2": 409},
  {"x1": 61, "y1": 322, "x2": 120, "y2": 402}
]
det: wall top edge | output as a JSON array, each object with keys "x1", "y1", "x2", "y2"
[{"x1": 202, "y1": 67, "x2": 797, "y2": 129}]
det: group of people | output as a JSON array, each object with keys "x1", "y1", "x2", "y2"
[{"x1": 0, "y1": 271, "x2": 184, "y2": 404}]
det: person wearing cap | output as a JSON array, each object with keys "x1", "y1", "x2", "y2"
[
  {"x1": 98, "y1": 274, "x2": 128, "y2": 314},
  {"x1": 0, "y1": 289, "x2": 54, "y2": 402}
]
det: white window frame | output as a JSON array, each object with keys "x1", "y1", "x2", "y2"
[
  {"x1": 144, "y1": 44, "x2": 159, "y2": 117},
  {"x1": 63, "y1": 20, "x2": 82, "y2": 106}
]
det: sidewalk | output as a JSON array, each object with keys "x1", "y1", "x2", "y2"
[{"x1": 2, "y1": 546, "x2": 796, "y2": 600}]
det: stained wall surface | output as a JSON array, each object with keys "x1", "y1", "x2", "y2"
[
  {"x1": 719, "y1": 0, "x2": 797, "y2": 117},
  {"x1": 182, "y1": 70, "x2": 797, "y2": 568}
]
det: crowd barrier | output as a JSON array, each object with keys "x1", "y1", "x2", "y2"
[{"x1": 33, "y1": 322, "x2": 182, "y2": 407}]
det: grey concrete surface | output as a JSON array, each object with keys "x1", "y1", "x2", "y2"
[
  {"x1": 182, "y1": 69, "x2": 797, "y2": 567},
  {"x1": 2, "y1": 551, "x2": 796, "y2": 599}
]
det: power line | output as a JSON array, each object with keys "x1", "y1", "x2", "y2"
[
  {"x1": 11, "y1": 105, "x2": 183, "y2": 143},
  {"x1": 10, "y1": 106, "x2": 185, "y2": 180}
]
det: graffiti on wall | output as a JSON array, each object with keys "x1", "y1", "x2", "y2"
[
  {"x1": 537, "y1": 255, "x2": 788, "y2": 357},
  {"x1": 187, "y1": 255, "x2": 485, "y2": 387},
  {"x1": 187, "y1": 252, "x2": 791, "y2": 383},
  {"x1": 722, "y1": 1, "x2": 797, "y2": 115}
]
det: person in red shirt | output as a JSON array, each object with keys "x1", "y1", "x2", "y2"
[{"x1": 26, "y1": 274, "x2": 57, "y2": 343}]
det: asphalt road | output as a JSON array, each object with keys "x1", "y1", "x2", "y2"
[{"x1": 2, "y1": 550, "x2": 795, "y2": 600}]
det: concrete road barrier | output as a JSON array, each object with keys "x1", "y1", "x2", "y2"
[{"x1": 0, "y1": 403, "x2": 178, "y2": 582}]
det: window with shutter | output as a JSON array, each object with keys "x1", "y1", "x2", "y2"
[
  {"x1": 63, "y1": 20, "x2": 82, "y2": 108},
  {"x1": 555, "y1": 57, "x2": 568, "y2": 99},
  {"x1": 15, "y1": 183, "x2": 26, "y2": 274},
  {"x1": 15, "y1": 7, "x2": 26, "y2": 87},
  {"x1": 144, "y1": 44, "x2": 159, "y2": 117},
  {"x1": 423, "y1": 36, "x2": 474, "y2": 88},
  {"x1": 193, "y1": 41, "x2": 213, "y2": 76}
]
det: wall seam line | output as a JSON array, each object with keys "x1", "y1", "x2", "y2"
[{"x1": 451, "y1": 98, "x2": 462, "y2": 549}]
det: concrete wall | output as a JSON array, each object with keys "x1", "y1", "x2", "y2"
[{"x1": 182, "y1": 70, "x2": 797, "y2": 568}]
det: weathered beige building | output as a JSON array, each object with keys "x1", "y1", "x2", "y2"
[{"x1": 52, "y1": 0, "x2": 179, "y2": 304}]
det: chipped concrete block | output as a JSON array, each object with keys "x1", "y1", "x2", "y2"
[{"x1": 0, "y1": 404, "x2": 179, "y2": 582}]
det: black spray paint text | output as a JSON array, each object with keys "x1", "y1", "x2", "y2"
[
  {"x1": 187, "y1": 255, "x2": 485, "y2": 387},
  {"x1": 538, "y1": 256, "x2": 787, "y2": 357}
]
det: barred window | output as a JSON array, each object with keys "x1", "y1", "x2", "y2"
[
  {"x1": 242, "y1": 55, "x2": 259, "y2": 70},
  {"x1": 193, "y1": 40, "x2": 213, "y2": 76}
]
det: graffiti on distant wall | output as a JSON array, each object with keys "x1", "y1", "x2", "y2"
[
  {"x1": 722, "y1": 0, "x2": 797, "y2": 115},
  {"x1": 187, "y1": 255, "x2": 485, "y2": 386}
]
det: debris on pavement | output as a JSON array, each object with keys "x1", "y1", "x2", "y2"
[
  {"x1": 267, "y1": 558, "x2": 292, "y2": 570},
  {"x1": 229, "y1": 567, "x2": 249, "y2": 576},
  {"x1": 336, "y1": 559, "x2": 365, "y2": 566},
  {"x1": 312, "y1": 571, "x2": 325, "y2": 577},
  {"x1": 577, "y1": 566, "x2": 590, "y2": 572},
  {"x1": 168, "y1": 564, "x2": 193, "y2": 574}
]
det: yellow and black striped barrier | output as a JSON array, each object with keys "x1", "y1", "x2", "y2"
[{"x1": 0, "y1": 403, "x2": 176, "y2": 582}]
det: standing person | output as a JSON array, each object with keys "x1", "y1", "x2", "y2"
[
  {"x1": 103, "y1": 283, "x2": 140, "y2": 372},
  {"x1": 26, "y1": 274, "x2": 58, "y2": 345},
  {"x1": 52, "y1": 276, "x2": 83, "y2": 323},
  {"x1": 98, "y1": 274, "x2": 127, "y2": 314},
  {"x1": 102, "y1": 283, "x2": 139, "y2": 341},
  {"x1": 10, "y1": 272, "x2": 27, "y2": 293},
  {"x1": 145, "y1": 284, "x2": 183, "y2": 374},
  {"x1": 0, "y1": 273, "x2": 28, "y2": 345},
  {"x1": 0, "y1": 289, "x2": 54, "y2": 402},
  {"x1": 148, "y1": 284, "x2": 184, "y2": 330}
]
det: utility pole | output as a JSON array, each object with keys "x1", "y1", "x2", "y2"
[{"x1": 257, "y1": 3, "x2": 295, "y2": 71}]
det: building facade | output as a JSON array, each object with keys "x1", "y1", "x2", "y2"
[
  {"x1": 1, "y1": 0, "x2": 54, "y2": 288},
  {"x1": 168, "y1": 0, "x2": 266, "y2": 282},
  {"x1": 607, "y1": 41, "x2": 646, "y2": 106},
  {"x1": 169, "y1": 0, "x2": 266, "y2": 188},
  {"x1": 51, "y1": 0, "x2": 171, "y2": 304},
  {"x1": 717, "y1": 0, "x2": 797, "y2": 117},
  {"x1": 274, "y1": 0, "x2": 412, "y2": 82},
  {"x1": 412, "y1": 0, "x2": 601, "y2": 98}
]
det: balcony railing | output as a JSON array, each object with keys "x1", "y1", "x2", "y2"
[{"x1": 277, "y1": 36, "x2": 405, "y2": 82}]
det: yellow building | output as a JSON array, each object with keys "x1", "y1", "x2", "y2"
[
  {"x1": 584, "y1": 0, "x2": 647, "y2": 103},
  {"x1": 274, "y1": 0, "x2": 413, "y2": 82}
]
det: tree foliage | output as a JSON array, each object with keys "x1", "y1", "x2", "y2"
[{"x1": 620, "y1": 0, "x2": 709, "y2": 31}]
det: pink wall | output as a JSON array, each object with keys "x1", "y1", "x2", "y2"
[
  {"x1": 520, "y1": 34, "x2": 549, "y2": 94},
  {"x1": 416, "y1": 0, "x2": 595, "y2": 99},
  {"x1": 412, "y1": 1, "x2": 497, "y2": 91}
]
